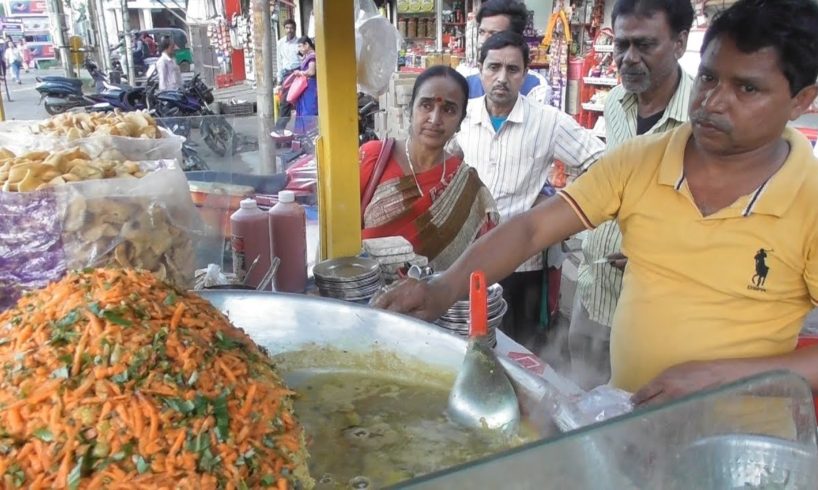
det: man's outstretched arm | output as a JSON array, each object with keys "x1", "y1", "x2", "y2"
[{"x1": 373, "y1": 194, "x2": 588, "y2": 320}]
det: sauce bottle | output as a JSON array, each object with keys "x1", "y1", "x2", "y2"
[
  {"x1": 269, "y1": 190, "x2": 307, "y2": 293},
  {"x1": 230, "y1": 198, "x2": 271, "y2": 289}
]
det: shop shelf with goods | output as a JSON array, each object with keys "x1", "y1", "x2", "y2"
[
  {"x1": 561, "y1": 0, "x2": 606, "y2": 54},
  {"x1": 527, "y1": 36, "x2": 549, "y2": 73},
  {"x1": 576, "y1": 27, "x2": 617, "y2": 132},
  {"x1": 397, "y1": 0, "x2": 474, "y2": 71}
]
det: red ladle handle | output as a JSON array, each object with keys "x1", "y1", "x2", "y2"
[{"x1": 470, "y1": 271, "x2": 488, "y2": 338}]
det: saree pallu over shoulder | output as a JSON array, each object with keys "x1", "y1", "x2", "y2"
[{"x1": 363, "y1": 160, "x2": 499, "y2": 270}]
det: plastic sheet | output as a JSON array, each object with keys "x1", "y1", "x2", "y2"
[
  {"x1": 355, "y1": 0, "x2": 401, "y2": 96},
  {"x1": 0, "y1": 122, "x2": 183, "y2": 162},
  {"x1": 552, "y1": 385, "x2": 634, "y2": 431},
  {"x1": 0, "y1": 161, "x2": 201, "y2": 310}
]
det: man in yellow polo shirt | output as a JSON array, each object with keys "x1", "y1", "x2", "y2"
[{"x1": 374, "y1": 0, "x2": 818, "y2": 404}]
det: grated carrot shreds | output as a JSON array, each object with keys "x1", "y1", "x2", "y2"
[{"x1": 0, "y1": 268, "x2": 312, "y2": 489}]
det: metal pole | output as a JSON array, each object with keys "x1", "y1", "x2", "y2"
[
  {"x1": 48, "y1": 0, "x2": 73, "y2": 76},
  {"x1": 314, "y1": 0, "x2": 361, "y2": 259},
  {"x1": 86, "y1": 0, "x2": 102, "y2": 68},
  {"x1": 252, "y1": 0, "x2": 277, "y2": 174},
  {"x1": 119, "y1": 0, "x2": 136, "y2": 84},
  {"x1": 436, "y1": 0, "x2": 443, "y2": 51},
  {"x1": 96, "y1": 0, "x2": 112, "y2": 72}
]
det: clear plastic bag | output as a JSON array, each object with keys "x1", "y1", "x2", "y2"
[
  {"x1": 355, "y1": 0, "x2": 401, "y2": 96},
  {"x1": 0, "y1": 161, "x2": 201, "y2": 310},
  {"x1": 552, "y1": 385, "x2": 634, "y2": 431},
  {"x1": 0, "y1": 122, "x2": 183, "y2": 162}
]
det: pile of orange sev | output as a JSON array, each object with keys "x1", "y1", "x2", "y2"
[{"x1": 0, "y1": 269, "x2": 312, "y2": 489}]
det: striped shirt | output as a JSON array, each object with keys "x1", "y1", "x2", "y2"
[
  {"x1": 456, "y1": 95, "x2": 605, "y2": 271},
  {"x1": 575, "y1": 68, "x2": 695, "y2": 326}
]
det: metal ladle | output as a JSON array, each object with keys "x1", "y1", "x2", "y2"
[{"x1": 447, "y1": 271, "x2": 520, "y2": 436}]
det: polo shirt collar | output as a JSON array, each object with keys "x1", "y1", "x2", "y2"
[
  {"x1": 750, "y1": 127, "x2": 814, "y2": 217},
  {"x1": 618, "y1": 66, "x2": 692, "y2": 133},
  {"x1": 657, "y1": 123, "x2": 691, "y2": 188},
  {"x1": 472, "y1": 94, "x2": 526, "y2": 128},
  {"x1": 657, "y1": 124, "x2": 814, "y2": 218}
]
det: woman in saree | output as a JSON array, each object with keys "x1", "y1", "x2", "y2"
[
  {"x1": 293, "y1": 36, "x2": 318, "y2": 134},
  {"x1": 360, "y1": 66, "x2": 499, "y2": 271}
]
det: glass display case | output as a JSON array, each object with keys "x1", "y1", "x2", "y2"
[
  {"x1": 158, "y1": 114, "x2": 320, "y2": 281},
  {"x1": 396, "y1": 371, "x2": 817, "y2": 489}
]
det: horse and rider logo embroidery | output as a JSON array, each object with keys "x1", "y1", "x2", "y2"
[{"x1": 748, "y1": 248, "x2": 772, "y2": 292}]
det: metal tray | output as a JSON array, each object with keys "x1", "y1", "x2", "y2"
[
  {"x1": 198, "y1": 291, "x2": 633, "y2": 488},
  {"x1": 198, "y1": 290, "x2": 566, "y2": 438}
]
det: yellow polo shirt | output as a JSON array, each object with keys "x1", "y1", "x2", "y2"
[{"x1": 559, "y1": 124, "x2": 818, "y2": 392}]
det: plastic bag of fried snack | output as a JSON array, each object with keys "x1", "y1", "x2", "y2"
[
  {"x1": 0, "y1": 112, "x2": 183, "y2": 162},
  {"x1": 0, "y1": 159, "x2": 202, "y2": 310}
]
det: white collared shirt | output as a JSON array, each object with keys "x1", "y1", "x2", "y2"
[
  {"x1": 456, "y1": 95, "x2": 605, "y2": 271},
  {"x1": 156, "y1": 52, "x2": 182, "y2": 92},
  {"x1": 277, "y1": 35, "x2": 301, "y2": 80}
]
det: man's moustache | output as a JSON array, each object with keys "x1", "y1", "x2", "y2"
[{"x1": 691, "y1": 111, "x2": 731, "y2": 132}]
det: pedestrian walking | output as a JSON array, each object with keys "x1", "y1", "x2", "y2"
[{"x1": 4, "y1": 41, "x2": 23, "y2": 84}]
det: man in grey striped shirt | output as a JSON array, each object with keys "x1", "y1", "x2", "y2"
[
  {"x1": 456, "y1": 32, "x2": 605, "y2": 347},
  {"x1": 570, "y1": 0, "x2": 695, "y2": 388}
]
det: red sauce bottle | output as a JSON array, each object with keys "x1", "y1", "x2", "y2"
[
  {"x1": 230, "y1": 198, "x2": 271, "y2": 288},
  {"x1": 269, "y1": 191, "x2": 307, "y2": 293}
]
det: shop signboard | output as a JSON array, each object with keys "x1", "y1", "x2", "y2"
[
  {"x1": 7, "y1": 0, "x2": 47, "y2": 15},
  {"x1": 21, "y1": 16, "x2": 49, "y2": 32},
  {"x1": 0, "y1": 17, "x2": 23, "y2": 31},
  {"x1": 27, "y1": 41, "x2": 54, "y2": 59},
  {"x1": 1, "y1": 17, "x2": 23, "y2": 40}
]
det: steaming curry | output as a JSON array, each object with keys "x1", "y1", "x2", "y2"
[{"x1": 285, "y1": 370, "x2": 536, "y2": 489}]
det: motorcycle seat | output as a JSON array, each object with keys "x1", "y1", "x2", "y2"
[
  {"x1": 37, "y1": 85, "x2": 82, "y2": 97},
  {"x1": 38, "y1": 76, "x2": 83, "y2": 87}
]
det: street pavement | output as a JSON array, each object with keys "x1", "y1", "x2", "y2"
[{"x1": 1, "y1": 66, "x2": 50, "y2": 121}]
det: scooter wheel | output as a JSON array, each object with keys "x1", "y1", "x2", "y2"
[{"x1": 44, "y1": 102, "x2": 67, "y2": 115}]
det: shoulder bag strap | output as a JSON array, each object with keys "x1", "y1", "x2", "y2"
[{"x1": 360, "y1": 138, "x2": 395, "y2": 225}]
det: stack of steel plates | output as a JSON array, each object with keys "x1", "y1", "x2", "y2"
[
  {"x1": 313, "y1": 257, "x2": 384, "y2": 303},
  {"x1": 435, "y1": 283, "x2": 506, "y2": 347}
]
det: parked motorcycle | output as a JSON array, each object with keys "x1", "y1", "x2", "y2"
[
  {"x1": 35, "y1": 58, "x2": 147, "y2": 115},
  {"x1": 147, "y1": 73, "x2": 258, "y2": 159},
  {"x1": 358, "y1": 92, "x2": 381, "y2": 145}
]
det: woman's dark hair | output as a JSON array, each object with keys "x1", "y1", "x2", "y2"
[
  {"x1": 159, "y1": 36, "x2": 173, "y2": 53},
  {"x1": 702, "y1": 0, "x2": 818, "y2": 96},
  {"x1": 409, "y1": 65, "x2": 470, "y2": 123},
  {"x1": 283, "y1": 19, "x2": 297, "y2": 29},
  {"x1": 476, "y1": 0, "x2": 529, "y2": 35},
  {"x1": 479, "y1": 31, "x2": 529, "y2": 69},
  {"x1": 297, "y1": 36, "x2": 315, "y2": 50},
  {"x1": 612, "y1": 0, "x2": 694, "y2": 36}
]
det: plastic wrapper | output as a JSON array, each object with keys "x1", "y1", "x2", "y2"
[
  {"x1": 193, "y1": 264, "x2": 232, "y2": 290},
  {"x1": 1, "y1": 160, "x2": 201, "y2": 310},
  {"x1": 0, "y1": 121, "x2": 183, "y2": 162},
  {"x1": 355, "y1": 0, "x2": 401, "y2": 96},
  {"x1": 553, "y1": 385, "x2": 635, "y2": 431}
]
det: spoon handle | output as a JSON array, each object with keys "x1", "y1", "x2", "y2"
[{"x1": 469, "y1": 271, "x2": 488, "y2": 338}]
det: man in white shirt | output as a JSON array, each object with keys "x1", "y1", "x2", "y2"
[
  {"x1": 155, "y1": 36, "x2": 182, "y2": 92},
  {"x1": 456, "y1": 32, "x2": 605, "y2": 346},
  {"x1": 457, "y1": 0, "x2": 550, "y2": 105},
  {"x1": 276, "y1": 19, "x2": 301, "y2": 130}
]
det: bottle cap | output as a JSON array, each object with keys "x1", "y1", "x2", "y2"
[
  {"x1": 279, "y1": 190, "x2": 296, "y2": 203},
  {"x1": 239, "y1": 198, "x2": 258, "y2": 209}
]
